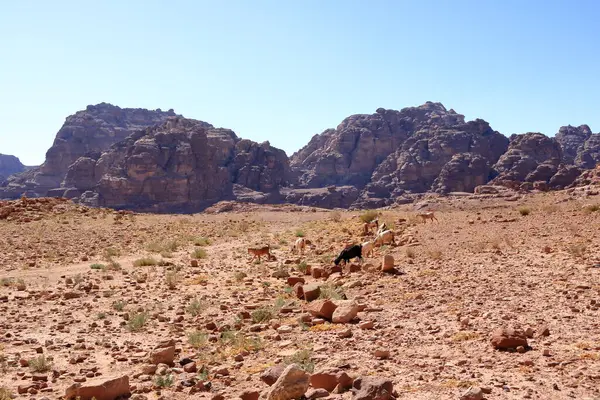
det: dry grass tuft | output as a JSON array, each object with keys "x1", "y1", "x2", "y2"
[
  {"x1": 451, "y1": 331, "x2": 481, "y2": 341},
  {"x1": 360, "y1": 210, "x2": 379, "y2": 223},
  {"x1": 518, "y1": 206, "x2": 532, "y2": 216}
]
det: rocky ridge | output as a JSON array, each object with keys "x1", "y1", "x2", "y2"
[
  {"x1": 0, "y1": 103, "x2": 177, "y2": 198},
  {"x1": 0, "y1": 154, "x2": 26, "y2": 182},
  {"x1": 2, "y1": 102, "x2": 600, "y2": 211}
]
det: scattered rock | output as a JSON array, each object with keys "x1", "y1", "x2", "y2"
[
  {"x1": 64, "y1": 375, "x2": 130, "y2": 400},
  {"x1": 264, "y1": 364, "x2": 309, "y2": 400},
  {"x1": 491, "y1": 328, "x2": 528, "y2": 350}
]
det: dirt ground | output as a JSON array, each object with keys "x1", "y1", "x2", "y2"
[{"x1": 0, "y1": 191, "x2": 599, "y2": 400}]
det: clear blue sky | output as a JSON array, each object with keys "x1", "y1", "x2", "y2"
[{"x1": 1, "y1": 0, "x2": 599, "y2": 165}]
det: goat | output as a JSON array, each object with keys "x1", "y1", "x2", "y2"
[
  {"x1": 334, "y1": 244, "x2": 362, "y2": 266},
  {"x1": 376, "y1": 221, "x2": 388, "y2": 235},
  {"x1": 361, "y1": 240, "x2": 375, "y2": 257},
  {"x1": 374, "y1": 230, "x2": 395, "y2": 247},
  {"x1": 291, "y1": 237, "x2": 312, "y2": 254},
  {"x1": 248, "y1": 245, "x2": 272, "y2": 262},
  {"x1": 362, "y1": 218, "x2": 379, "y2": 235},
  {"x1": 417, "y1": 211, "x2": 438, "y2": 223}
]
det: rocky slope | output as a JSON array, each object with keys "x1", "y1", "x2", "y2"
[
  {"x1": 0, "y1": 103, "x2": 177, "y2": 198},
  {"x1": 53, "y1": 117, "x2": 292, "y2": 212},
  {"x1": 0, "y1": 154, "x2": 26, "y2": 181}
]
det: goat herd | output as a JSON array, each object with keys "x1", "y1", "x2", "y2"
[{"x1": 247, "y1": 211, "x2": 438, "y2": 266}]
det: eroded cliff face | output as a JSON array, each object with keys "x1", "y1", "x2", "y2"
[
  {"x1": 4, "y1": 101, "x2": 600, "y2": 211},
  {"x1": 0, "y1": 154, "x2": 26, "y2": 182},
  {"x1": 0, "y1": 103, "x2": 177, "y2": 198},
  {"x1": 290, "y1": 102, "x2": 466, "y2": 189},
  {"x1": 55, "y1": 117, "x2": 292, "y2": 212}
]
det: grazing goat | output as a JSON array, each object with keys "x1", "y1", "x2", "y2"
[
  {"x1": 377, "y1": 222, "x2": 388, "y2": 235},
  {"x1": 417, "y1": 211, "x2": 438, "y2": 223},
  {"x1": 374, "y1": 230, "x2": 395, "y2": 247},
  {"x1": 334, "y1": 244, "x2": 362, "y2": 266},
  {"x1": 362, "y1": 218, "x2": 379, "y2": 235},
  {"x1": 291, "y1": 237, "x2": 312, "y2": 254},
  {"x1": 248, "y1": 245, "x2": 272, "y2": 262},
  {"x1": 361, "y1": 240, "x2": 375, "y2": 257}
]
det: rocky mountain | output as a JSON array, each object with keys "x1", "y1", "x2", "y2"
[
  {"x1": 0, "y1": 154, "x2": 26, "y2": 181},
  {"x1": 51, "y1": 117, "x2": 292, "y2": 212},
  {"x1": 3, "y1": 101, "x2": 600, "y2": 211},
  {"x1": 0, "y1": 103, "x2": 177, "y2": 198}
]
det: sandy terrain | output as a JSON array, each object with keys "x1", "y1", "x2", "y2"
[{"x1": 1, "y1": 192, "x2": 599, "y2": 400}]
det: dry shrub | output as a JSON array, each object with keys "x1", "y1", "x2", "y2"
[
  {"x1": 427, "y1": 249, "x2": 443, "y2": 260},
  {"x1": 360, "y1": 210, "x2": 379, "y2": 223},
  {"x1": 330, "y1": 211, "x2": 342, "y2": 222},
  {"x1": 518, "y1": 206, "x2": 531, "y2": 216},
  {"x1": 567, "y1": 242, "x2": 587, "y2": 258},
  {"x1": 405, "y1": 248, "x2": 416, "y2": 259}
]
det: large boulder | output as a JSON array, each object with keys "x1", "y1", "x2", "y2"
[
  {"x1": 64, "y1": 375, "x2": 130, "y2": 400},
  {"x1": 264, "y1": 364, "x2": 309, "y2": 400}
]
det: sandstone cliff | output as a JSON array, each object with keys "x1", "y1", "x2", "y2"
[
  {"x1": 0, "y1": 154, "x2": 26, "y2": 182},
  {"x1": 0, "y1": 103, "x2": 177, "y2": 198},
  {"x1": 55, "y1": 117, "x2": 292, "y2": 212}
]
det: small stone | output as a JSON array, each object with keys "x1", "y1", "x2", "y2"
[
  {"x1": 381, "y1": 255, "x2": 394, "y2": 272},
  {"x1": 303, "y1": 284, "x2": 321, "y2": 302},
  {"x1": 332, "y1": 300, "x2": 360, "y2": 324},
  {"x1": 460, "y1": 386, "x2": 484, "y2": 400},
  {"x1": 373, "y1": 349, "x2": 390, "y2": 359}
]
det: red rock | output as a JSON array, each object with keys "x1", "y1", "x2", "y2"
[
  {"x1": 240, "y1": 390, "x2": 260, "y2": 400},
  {"x1": 310, "y1": 369, "x2": 353, "y2": 392},
  {"x1": 64, "y1": 375, "x2": 130, "y2": 400},
  {"x1": 260, "y1": 364, "x2": 286, "y2": 386},
  {"x1": 490, "y1": 328, "x2": 528, "y2": 350},
  {"x1": 352, "y1": 376, "x2": 394, "y2": 400},
  {"x1": 306, "y1": 299, "x2": 337, "y2": 321},
  {"x1": 287, "y1": 277, "x2": 305, "y2": 286},
  {"x1": 264, "y1": 364, "x2": 309, "y2": 400},
  {"x1": 183, "y1": 362, "x2": 197, "y2": 373},
  {"x1": 381, "y1": 255, "x2": 394, "y2": 272},
  {"x1": 332, "y1": 301, "x2": 359, "y2": 323},
  {"x1": 303, "y1": 284, "x2": 321, "y2": 302}
]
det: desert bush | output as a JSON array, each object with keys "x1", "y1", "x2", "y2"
[
  {"x1": 567, "y1": 242, "x2": 587, "y2": 258},
  {"x1": 518, "y1": 206, "x2": 531, "y2": 216},
  {"x1": 29, "y1": 355, "x2": 51, "y2": 372},
  {"x1": 583, "y1": 204, "x2": 600, "y2": 213},
  {"x1": 133, "y1": 257, "x2": 158, "y2": 267},
  {"x1": 405, "y1": 248, "x2": 416, "y2": 259},
  {"x1": 0, "y1": 387, "x2": 13, "y2": 400},
  {"x1": 284, "y1": 349, "x2": 314, "y2": 373},
  {"x1": 330, "y1": 211, "x2": 342, "y2": 222},
  {"x1": 103, "y1": 247, "x2": 121, "y2": 259},
  {"x1": 96, "y1": 312, "x2": 106, "y2": 320},
  {"x1": 318, "y1": 283, "x2": 345, "y2": 300},
  {"x1": 186, "y1": 298, "x2": 206, "y2": 316},
  {"x1": 193, "y1": 237, "x2": 211, "y2": 246},
  {"x1": 127, "y1": 312, "x2": 149, "y2": 332},
  {"x1": 296, "y1": 261, "x2": 309, "y2": 274},
  {"x1": 188, "y1": 330, "x2": 208, "y2": 348},
  {"x1": 90, "y1": 263, "x2": 105, "y2": 270},
  {"x1": 165, "y1": 271, "x2": 179, "y2": 290},
  {"x1": 112, "y1": 300, "x2": 126, "y2": 311},
  {"x1": 154, "y1": 374, "x2": 174, "y2": 388},
  {"x1": 427, "y1": 249, "x2": 443, "y2": 260},
  {"x1": 234, "y1": 271, "x2": 247, "y2": 281},
  {"x1": 15, "y1": 279, "x2": 26, "y2": 291},
  {"x1": 295, "y1": 230, "x2": 305, "y2": 238},
  {"x1": 360, "y1": 210, "x2": 379, "y2": 223},
  {"x1": 191, "y1": 248, "x2": 207, "y2": 259},
  {"x1": 251, "y1": 307, "x2": 274, "y2": 323}
]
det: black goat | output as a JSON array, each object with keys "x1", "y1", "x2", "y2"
[{"x1": 334, "y1": 244, "x2": 362, "y2": 265}]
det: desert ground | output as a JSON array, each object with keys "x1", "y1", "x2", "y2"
[{"x1": 0, "y1": 191, "x2": 599, "y2": 400}]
